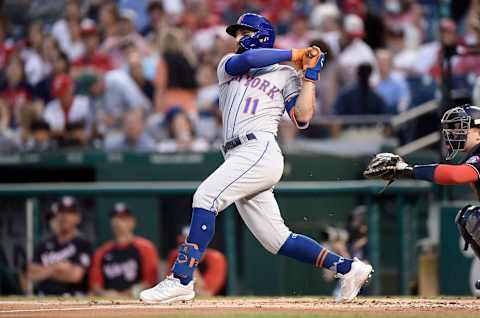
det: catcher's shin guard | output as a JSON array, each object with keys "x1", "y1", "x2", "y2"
[{"x1": 172, "y1": 243, "x2": 203, "y2": 282}]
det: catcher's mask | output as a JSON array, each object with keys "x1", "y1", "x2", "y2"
[
  {"x1": 441, "y1": 105, "x2": 480, "y2": 160},
  {"x1": 226, "y1": 13, "x2": 275, "y2": 53}
]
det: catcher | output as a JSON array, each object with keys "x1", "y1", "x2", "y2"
[{"x1": 364, "y1": 104, "x2": 480, "y2": 259}]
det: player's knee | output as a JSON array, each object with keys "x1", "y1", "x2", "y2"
[
  {"x1": 257, "y1": 231, "x2": 292, "y2": 255},
  {"x1": 192, "y1": 185, "x2": 213, "y2": 211}
]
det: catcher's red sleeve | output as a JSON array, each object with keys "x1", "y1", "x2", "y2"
[
  {"x1": 132, "y1": 237, "x2": 159, "y2": 288},
  {"x1": 434, "y1": 164, "x2": 479, "y2": 185}
]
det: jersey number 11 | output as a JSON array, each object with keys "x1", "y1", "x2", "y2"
[{"x1": 243, "y1": 97, "x2": 259, "y2": 115}]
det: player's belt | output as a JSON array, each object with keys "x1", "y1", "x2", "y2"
[{"x1": 222, "y1": 133, "x2": 257, "y2": 154}]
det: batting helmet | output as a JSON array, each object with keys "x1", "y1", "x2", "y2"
[
  {"x1": 226, "y1": 13, "x2": 275, "y2": 51},
  {"x1": 441, "y1": 104, "x2": 480, "y2": 160}
]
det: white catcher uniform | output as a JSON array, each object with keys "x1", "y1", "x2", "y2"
[{"x1": 193, "y1": 53, "x2": 305, "y2": 254}]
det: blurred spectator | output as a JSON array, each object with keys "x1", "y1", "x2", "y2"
[
  {"x1": 276, "y1": 14, "x2": 311, "y2": 49},
  {"x1": 375, "y1": 49, "x2": 411, "y2": 114},
  {"x1": 0, "y1": 100, "x2": 8, "y2": 132},
  {"x1": 157, "y1": 107, "x2": 209, "y2": 153},
  {"x1": 309, "y1": 2, "x2": 342, "y2": 54},
  {"x1": 43, "y1": 74, "x2": 92, "y2": 138},
  {"x1": 0, "y1": 18, "x2": 14, "y2": 71},
  {"x1": 140, "y1": 1, "x2": 165, "y2": 40},
  {"x1": 195, "y1": 63, "x2": 218, "y2": 112},
  {"x1": 99, "y1": 1, "x2": 120, "y2": 40},
  {"x1": 347, "y1": 206, "x2": 369, "y2": 261},
  {"x1": 337, "y1": 14, "x2": 378, "y2": 87},
  {"x1": 90, "y1": 68, "x2": 151, "y2": 131},
  {"x1": 155, "y1": 29, "x2": 198, "y2": 114},
  {"x1": 0, "y1": 55, "x2": 33, "y2": 129},
  {"x1": 72, "y1": 19, "x2": 113, "y2": 75},
  {"x1": 473, "y1": 76, "x2": 480, "y2": 106},
  {"x1": 89, "y1": 202, "x2": 158, "y2": 297},
  {"x1": 15, "y1": 102, "x2": 50, "y2": 151},
  {"x1": 333, "y1": 63, "x2": 388, "y2": 115},
  {"x1": 22, "y1": 22, "x2": 50, "y2": 87},
  {"x1": 104, "y1": 109, "x2": 155, "y2": 152},
  {"x1": 59, "y1": 121, "x2": 90, "y2": 149},
  {"x1": 100, "y1": 5, "x2": 150, "y2": 68},
  {"x1": 309, "y1": 38, "x2": 339, "y2": 115},
  {"x1": 51, "y1": 0, "x2": 86, "y2": 61},
  {"x1": 343, "y1": 0, "x2": 386, "y2": 50},
  {"x1": 33, "y1": 42, "x2": 70, "y2": 104},
  {"x1": 167, "y1": 226, "x2": 227, "y2": 296},
  {"x1": 27, "y1": 196, "x2": 92, "y2": 296},
  {"x1": 25, "y1": 120, "x2": 53, "y2": 152},
  {"x1": 118, "y1": 0, "x2": 150, "y2": 33},
  {"x1": 126, "y1": 47, "x2": 154, "y2": 102},
  {"x1": 383, "y1": 0, "x2": 425, "y2": 50}
]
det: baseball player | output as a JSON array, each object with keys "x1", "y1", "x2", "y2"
[
  {"x1": 363, "y1": 105, "x2": 480, "y2": 261},
  {"x1": 140, "y1": 13, "x2": 373, "y2": 303}
]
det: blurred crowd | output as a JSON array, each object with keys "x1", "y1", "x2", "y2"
[{"x1": 0, "y1": 0, "x2": 478, "y2": 153}]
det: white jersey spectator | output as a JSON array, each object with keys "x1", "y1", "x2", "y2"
[
  {"x1": 51, "y1": 1, "x2": 87, "y2": 61},
  {"x1": 44, "y1": 96, "x2": 91, "y2": 131},
  {"x1": 43, "y1": 74, "x2": 92, "y2": 132},
  {"x1": 337, "y1": 15, "x2": 379, "y2": 86}
]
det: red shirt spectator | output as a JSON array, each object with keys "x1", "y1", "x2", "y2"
[{"x1": 73, "y1": 20, "x2": 113, "y2": 74}]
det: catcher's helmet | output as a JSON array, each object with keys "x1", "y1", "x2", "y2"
[
  {"x1": 441, "y1": 104, "x2": 480, "y2": 160},
  {"x1": 226, "y1": 13, "x2": 275, "y2": 51}
]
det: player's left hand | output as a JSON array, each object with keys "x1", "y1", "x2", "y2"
[
  {"x1": 302, "y1": 46, "x2": 322, "y2": 69},
  {"x1": 363, "y1": 153, "x2": 413, "y2": 181}
]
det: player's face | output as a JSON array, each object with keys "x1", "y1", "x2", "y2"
[
  {"x1": 57, "y1": 211, "x2": 80, "y2": 234},
  {"x1": 111, "y1": 215, "x2": 135, "y2": 238},
  {"x1": 464, "y1": 128, "x2": 480, "y2": 152}
]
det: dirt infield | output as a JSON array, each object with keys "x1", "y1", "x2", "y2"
[{"x1": 0, "y1": 297, "x2": 479, "y2": 318}]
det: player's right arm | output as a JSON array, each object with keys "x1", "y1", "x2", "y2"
[
  {"x1": 27, "y1": 263, "x2": 55, "y2": 282},
  {"x1": 225, "y1": 48, "x2": 306, "y2": 76},
  {"x1": 27, "y1": 243, "x2": 54, "y2": 282},
  {"x1": 412, "y1": 163, "x2": 479, "y2": 185},
  {"x1": 364, "y1": 153, "x2": 480, "y2": 185}
]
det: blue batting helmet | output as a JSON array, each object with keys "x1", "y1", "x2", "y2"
[{"x1": 226, "y1": 13, "x2": 275, "y2": 51}]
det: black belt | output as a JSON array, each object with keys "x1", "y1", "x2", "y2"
[{"x1": 222, "y1": 133, "x2": 256, "y2": 154}]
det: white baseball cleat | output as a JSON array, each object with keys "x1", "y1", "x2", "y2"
[
  {"x1": 335, "y1": 257, "x2": 373, "y2": 302},
  {"x1": 140, "y1": 275, "x2": 195, "y2": 304}
]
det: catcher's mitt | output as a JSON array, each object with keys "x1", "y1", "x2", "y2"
[{"x1": 363, "y1": 153, "x2": 413, "y2": 181}]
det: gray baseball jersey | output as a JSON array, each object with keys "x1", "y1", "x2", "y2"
[{"x1": 217, "y1": 53, "x2": 301, "y2": 141}]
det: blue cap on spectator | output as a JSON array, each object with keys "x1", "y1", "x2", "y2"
[{"x1": 164, "y1": 106, "x2": 184, "y2": 123}]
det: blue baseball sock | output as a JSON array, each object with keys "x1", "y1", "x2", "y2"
[
  {"x1": 172, "y1": 207, "x2": 216, "y2": 285},
  {"x1": 278, "y1": 233, "x2": 353, "y2": 274}
]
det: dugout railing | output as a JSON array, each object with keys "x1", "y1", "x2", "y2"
[{"x1": 2, "y1": 180, "x2": 431, "y2": 296}]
